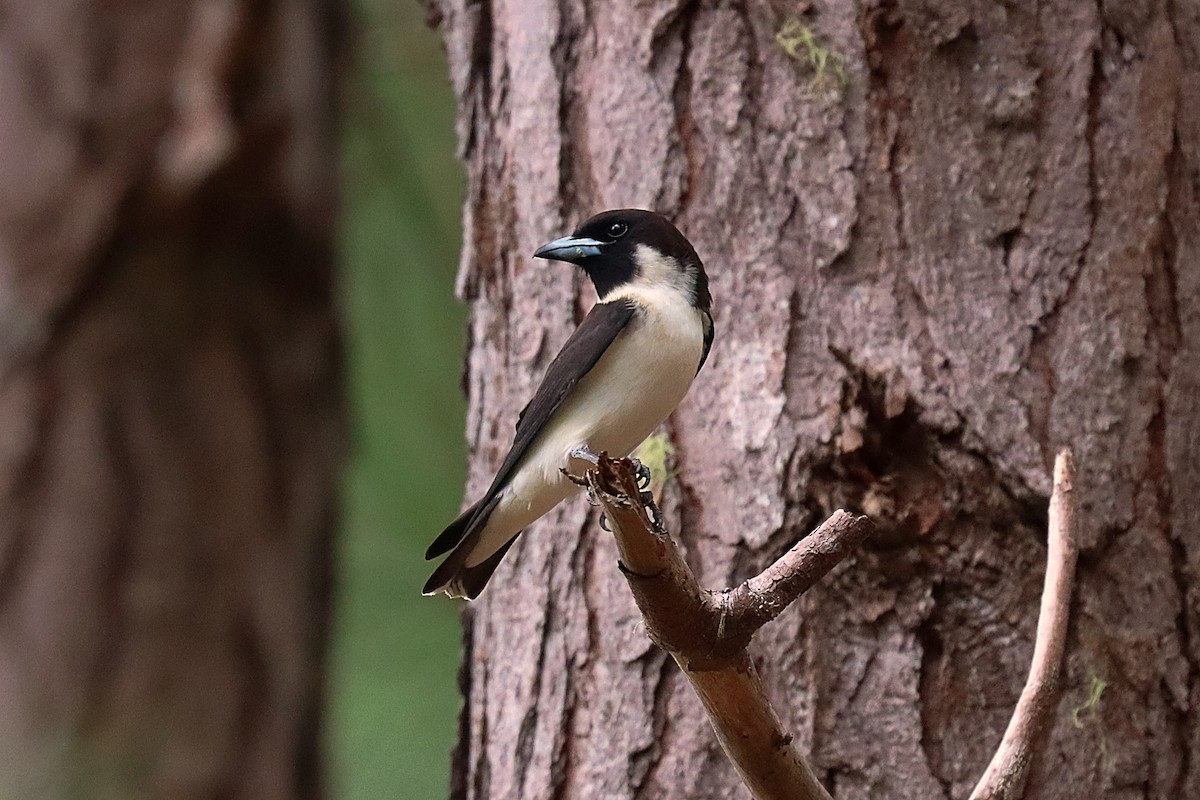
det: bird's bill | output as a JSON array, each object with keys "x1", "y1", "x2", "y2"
[{"x1": 533, "y1": 236, "x2": 605, "y2": 262}]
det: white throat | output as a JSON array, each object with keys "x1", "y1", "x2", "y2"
[{"x1": 628, "y1": 244, "x2": 697, "y2": 305}]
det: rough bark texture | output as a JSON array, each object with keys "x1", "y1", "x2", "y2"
[
  {"x1": 429, "y1": 0, "x2": 1200, "y2": 798},
  {"x1": 0, "y1": 2, "x2": 343, "y2": 799}
]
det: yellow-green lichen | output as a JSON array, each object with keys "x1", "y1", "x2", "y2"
[
  {"x1": 1071, "y1": 672, "x2": 1112, "y2": 774},
  {"x1": 1071, "y1": 673, "x2": 1108, "y2": 728},
  {"x1": 776, "y1": 17, "x2": 848, "y2": 91},
  {"x1": 635, "y1": 432, "x2": 676, "y2": 498}
]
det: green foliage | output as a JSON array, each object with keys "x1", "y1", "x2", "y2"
[
  {"x1": 775, "y1": 17, "x2": 848, "y2": 91},
  {"x1": 331, "y1": 2, "x2": 467, "y2": 799}
]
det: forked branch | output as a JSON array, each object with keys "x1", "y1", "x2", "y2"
[
  {"x1": 586, "y1": 454, "x2": 872, "y2": 800},
  {"x1": 584, "y1": 448, "x2": 1079, "y2": 800}
]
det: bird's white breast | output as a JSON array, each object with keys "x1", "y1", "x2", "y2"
[{"x1": 567, "y1": 284, "x2": 704, "y2": 458}]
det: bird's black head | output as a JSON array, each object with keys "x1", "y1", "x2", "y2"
[{"x1": 533, "y1": 209, "x2": 711, "y2": 311}]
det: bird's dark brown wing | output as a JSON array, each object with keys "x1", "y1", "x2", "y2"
[
  {"x1": 423, "y1": 298, "x2": 638, "y2": 561},
  {"x1": 491, "y1": 297, "x2": 638, "y2": 499}
]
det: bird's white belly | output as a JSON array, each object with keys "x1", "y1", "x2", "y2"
[{"x1": 466, "y1": 296, "x2": 705, "y2": 566}]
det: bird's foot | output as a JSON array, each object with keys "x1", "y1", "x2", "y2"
[
  {"x1": 641, "y1": 496, "x2": 665, "y2": 532},
  {"x1": 559, "y1": 466, "x2": 589, "y2": 488},
  {"x1": 560, "y1": 466, "x2": 603, "y2": 510},
  {"x1": 595, "y1": 498, "x2": 662, "y2": 535},
  {"x1": 634, "y1": 462, "x2": 653, "y2": 492},
  {"x1": 626, "y1": 457, "x2": 663, "y2": 530}
]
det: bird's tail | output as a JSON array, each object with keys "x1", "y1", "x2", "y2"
[
  {"x1": 422, "y1": 534, "x2": 519, "y2": 600},
  {"x1": 425, "y1": 499, "x2": 483, "y2": 559},
  {"x1": 422, "y1": 494, "x2": 516, "y2": 599}
]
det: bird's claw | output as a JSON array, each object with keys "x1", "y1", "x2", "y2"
[
  {"x1": 559, "y1": 466, "x2": 589, "y2": 487},
  {"x1": 596, "y1": 493, "x2": 661, "y2": 534},
  {"x1": 575, "y1": 454, "x2": 662, "y2": 534},
  {"x1": 640, "y1": 491, "x2": 665, "y2": 532},
  {"x1": 634, "y1": 462, "x2": 653, "y2": 492}
]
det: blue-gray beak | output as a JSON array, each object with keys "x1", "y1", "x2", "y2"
[{"x1": 533, "y1": 236, "x2": 605, "y2": 263}]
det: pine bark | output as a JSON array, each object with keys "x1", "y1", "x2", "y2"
[
  {"x1": 430, "y1": 0, "x2": 1200, "y2": 798},
  {"x1": 0, "y1": 2, "x2": 343, "y2": 798}
]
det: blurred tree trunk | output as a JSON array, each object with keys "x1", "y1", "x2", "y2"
[
  {"x1": 0, "y1": 2, "x2": 343, "y2": 799},
  {"x1": 430, "y1": 0, "x2": 1200, "y2": 798}
]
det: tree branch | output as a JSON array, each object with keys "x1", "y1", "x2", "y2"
[
  {"x1": 586, "y1": 448, "x2": 1080, "y2": 800},
  {"x1": 969, "y1": 449, "x2": 1079, "y2": 800},
  {"x1": 586, "y1": 453, "x2": 873, "y2": 800}
]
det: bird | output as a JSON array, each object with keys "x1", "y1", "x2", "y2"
[{"x1": 422, "y1": 209, "x2": 715, "y2": 600}]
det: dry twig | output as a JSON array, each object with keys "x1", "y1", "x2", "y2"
[{"x1": 969, "y1": 449, "x2": 1079, "y2": 800}]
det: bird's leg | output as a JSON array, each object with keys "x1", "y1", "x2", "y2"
[
  {"x1": 569, "y1": 444, "x2": 601, "y2": 465},
  {"x1": 562, "y1": 444, "x2": 604, "y2": 507},
  {"x1": 561, "y1": 443, "x2": 599, "y2": 488}
]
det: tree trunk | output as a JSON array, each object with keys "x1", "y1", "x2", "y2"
[
  {"x1": 430, "y1": 0, "x2": 1200, "y2": 798},
  {"x1": 0, "y1": 2, "x2": 343, "y2": 799}
]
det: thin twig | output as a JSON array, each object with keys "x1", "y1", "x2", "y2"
[
  {"x1": 587, "y1": 453, "x2": 872, "y2": 800},
  {"x1": 969, "y1": 449, "x2": 1079, "y2": 800},
  {"x1": 721, "y1": 511, "x2": 874, "y2": 647}
]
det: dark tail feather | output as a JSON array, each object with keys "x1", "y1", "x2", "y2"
[
  {"x1": 423, "y1": 494, "x2": 509, "y2": 599},
  {"x1": 454, "y1": 536, "x2": 519, "y2": 599},
  {"x1": 457, "y1": 537, "x2": 519, "y2": 599},
  {"x1": 426, "y1": 499, "x2": 484, "y2": 560},
  {"x1": 422, "y1": 534, "x2": 520, "y2": 600}
]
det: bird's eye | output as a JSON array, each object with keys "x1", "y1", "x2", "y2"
[{"x1": 608, "y1": 222, "x2": 628, "y2": 239}]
